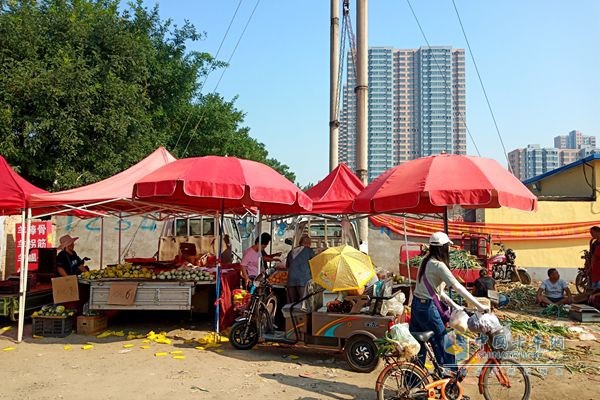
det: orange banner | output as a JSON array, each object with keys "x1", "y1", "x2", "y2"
[{"x1": 370, "y1": 215, "x2": 597, "y2": 241}]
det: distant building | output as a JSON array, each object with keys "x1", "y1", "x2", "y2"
[
  {"x1": 510, "y1": 130, "x2": 598, "y2": 180},
  {"x1": 554, "y1": 130, "x2": 596, "y2": 149},
  {"x1": 338, "y1": 46, "x2": 466, "y2": 182}
]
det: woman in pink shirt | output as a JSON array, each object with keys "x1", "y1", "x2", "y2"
[{"x1": 240, "y1": 233, "x2": 281, "y2": 288}]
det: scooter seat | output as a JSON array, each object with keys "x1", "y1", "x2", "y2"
[{"x1": 412, "y1": 331, "x2": 434, "y2": 342}]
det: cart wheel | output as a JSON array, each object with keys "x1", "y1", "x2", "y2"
[
  {"x1": 511, "y1": 269, "x2": 531, "y2": 285},
  {"x1": 344, "y1": 335, "x2": 379, "y2": 373},
  {"x1": 229, "y1": 321, "x2": 259, "y2": 350},
  {"x1": 9, "y1": 298, "x2": 19, "y2": 322}
]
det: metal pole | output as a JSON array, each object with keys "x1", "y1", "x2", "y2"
[
  {"x1": 17, "y1": 210, "x2": 26, "y2": 342},
  {"x1": 100, "y1": 217, "x2": 104, "y2": 269},
  {"x1": 17, "y1": 208, "x2": 32, "y2": 342},
  {"x1": 356, "y1": 0, "x2": 369, "y2": 251},
  {"x1": 215, "y1": 202, "x2": 225, "y2": 335},
  {"x1": 329, "y1": 0, "x2": 340, "y2": 171}
]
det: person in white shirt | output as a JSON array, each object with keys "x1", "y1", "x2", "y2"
[
  {"x1": 536, "y1": 268, "x2": 573, "y2": 306},
  {"x1": 411, "y1": 232, "x2": 488, "y2": 369}
]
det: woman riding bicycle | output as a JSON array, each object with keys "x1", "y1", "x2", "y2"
[{"x1": 410, "y1": 232, "x2": 489, "y2": 369}]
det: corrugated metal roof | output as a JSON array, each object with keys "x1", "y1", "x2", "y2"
[{"x1": 522, "y1": 153, "x2": 600, "y2": 185}]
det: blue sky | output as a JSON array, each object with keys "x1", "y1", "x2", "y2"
[{"x1": 143, "y1": 1, "x2": 600, "y2": 186}]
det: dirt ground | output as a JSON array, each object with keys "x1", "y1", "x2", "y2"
[{"x1": 1, "y1": 310, "x2": 599, "y2": 400}]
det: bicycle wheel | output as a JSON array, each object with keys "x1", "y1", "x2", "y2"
[
  {"x1": 376, "y1": 362, "x2": 430, "y2": 400},
  {"x1": 482, "y1": 358, "x2": 531, "y2": 400},
  {"x1": 575, "y1": 271, "x2": 589, "y2": 294}
]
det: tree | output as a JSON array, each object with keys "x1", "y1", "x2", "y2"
[
  {"x1": 172, "y1": 93, "x2": 296, "y2": 182},
  {"x1": 0, "y1": 0, "x2": 294, "y2": 189}
]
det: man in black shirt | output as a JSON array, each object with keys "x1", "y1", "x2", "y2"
[
  {"x1": 474, "y1": 269, "x2": 496, "y2": 297},
  {"x1": 56, "y1": 235, "x2": 89, "y2": 276},
  {"x1": 474, "y1": 269, "x2": 509, "y2": 307}
]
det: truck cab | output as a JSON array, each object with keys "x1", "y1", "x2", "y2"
[
  {"x1": 158, "y1": 215, "x2": 243, "y2": 262},
  {"x1": 292, "y1": 217, "x2": 359, "y2": 249}
]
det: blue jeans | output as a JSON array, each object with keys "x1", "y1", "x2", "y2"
[
  {"x1": 409, "y1": 297, "x2": 456, "y2": 369},
  {"x1": 498, "y1": 294, "x2": 509, "y2": 307}
]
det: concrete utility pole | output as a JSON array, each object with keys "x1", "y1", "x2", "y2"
[
  {"x1": 356, "y1": 0, "x2": 369, "y2": 251},
  {"x1": 329, "y1": 0, "x2": 340, "y2": 171}
]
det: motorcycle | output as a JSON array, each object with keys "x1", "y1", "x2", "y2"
[
  {"x1": 575, "y1": 249, "x2": 591, "y2": 294},
  {"x1": 488, "y1": 243, "x2": 531, "y2": 284}
]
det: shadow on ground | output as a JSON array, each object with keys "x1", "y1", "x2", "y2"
[{"x1": 259, "y1": 372, "x2": 375, "y2": 400}]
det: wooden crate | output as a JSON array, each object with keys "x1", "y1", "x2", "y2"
[{"x1": 77, "y1": 315, "x2": 108, "y2": 335}]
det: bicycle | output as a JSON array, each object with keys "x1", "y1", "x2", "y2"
[
  {"x1": 375, "y1": 328, "x2": 531, "y2": 400},
  {"x1": 575, "y1": 249, "x2": 591, "y2": 294}
]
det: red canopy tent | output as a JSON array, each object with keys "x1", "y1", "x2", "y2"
[
  {"x1": 304, "y1": 163, "x2": 365, "y2": 214},
  {"x1": 0, "y1": 155, "x2": 47, "y2": 215},
  {"x1": 28, "y1": 147, "x2": 177, "y2": 216},
  {"x1": 0, "y1": 155, "x2": 50, "y2": 343}
]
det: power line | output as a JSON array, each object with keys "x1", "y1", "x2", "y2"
[
  {"x1": 213, "y1": 0, "x2": 261, "y2": 92},
  {"x1": 182, "y1": 0, "x2": 262, "y2": 158},
  {"x1": 451, "y1": 0, "x2": 512, "y2": 172},
  {"x1": 173, "y1": 0, "x2": 244, "y2": 157},
  {"x1": 405, "y1": 0, "x2": 481, "y2": 157}
]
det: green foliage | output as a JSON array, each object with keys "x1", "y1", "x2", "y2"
[{"x1": 0, "y1": 0, "x2": 294, "y2": 189}]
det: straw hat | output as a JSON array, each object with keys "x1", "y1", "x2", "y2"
[{"x1": 58, "y1": 234, "x2": 79, "y2": 250}]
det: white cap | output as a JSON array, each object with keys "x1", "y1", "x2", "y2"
[{"x1": 429, "y1": 232, "x2": 453, "y2": 246}]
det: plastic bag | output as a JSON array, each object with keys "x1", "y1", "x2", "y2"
[
  {"x1": 449, "y1": 309, "x2": 469, "y2": 332},
  {"x1": 478, "y1": 313, "x2": 502, "y2": 334},
  {"x1": 382, "y1": 291, "x2": 406, "y2": 317},
  {"x1": 467, "y1": 312, "x2": 502, "y2": 334},
  {"x1": 389, "y1": 323, "x2": 421, "y2": 359}
]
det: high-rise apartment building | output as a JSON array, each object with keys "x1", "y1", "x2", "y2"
[
  {"x1": 508, "y1": 145, "x2": 560, "y2": 180},
  {"x1": 509, "y1": 130, "x2": 598, "y2": 180},
  {"x1": 554, "y1": 130, "x2": 596, "y2": 149},
  {"x1": 338, "y1": 46, "x2": 466, "y2": 181}
]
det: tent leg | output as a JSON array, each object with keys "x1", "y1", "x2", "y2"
[{"x1": 17, "y1": 208, "x2": 32, "y2": 343}]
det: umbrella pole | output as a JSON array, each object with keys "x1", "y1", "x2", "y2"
[
  {"x1": 100, "y1": 217, "x2": 104, "y2": 269},
  {"x1": 214, "y1": 201, "x2": 225, "y2": 336},
  {"x1": 256, "y1": 210, "x2": 262, "y2": 274},
  {"x1": 403, "y1": 217, "x2": 412, "y2": 301},
  {"x1": 444, "y1": 208, "x2": 449, "y2": 234}
]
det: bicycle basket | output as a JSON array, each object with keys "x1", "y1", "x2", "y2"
[{"x1": 488, "y1": 325, "x2": 514, "y2": 352}]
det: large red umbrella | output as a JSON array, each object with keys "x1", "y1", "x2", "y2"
[
  {"x1": 133, "y1": 155, "x2": 312, "y2": 214},
  {"x1": 353, "y1": 154, "x2": 537, "y2": 214},
  {"x1": 133, "y1": 155, "x2": 312, "y2": 334}
]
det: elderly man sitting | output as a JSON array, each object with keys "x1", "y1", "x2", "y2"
[{"x1": 536, "y1": 268, "x2": 573, "y2": 306}]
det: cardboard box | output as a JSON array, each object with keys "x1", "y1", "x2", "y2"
[{"x1": 77, "y1": 315, "x2": 108, "y2": 335}]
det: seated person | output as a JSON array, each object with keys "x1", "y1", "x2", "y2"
[
  {"x1": 588, "y1": 289, "x2": 600, "y2": 310},
  {"x1": 536, "y1": 268, "x2": 573, "y2": 306},
  {"x1": 473, "y1": 269, "x2": 509, "y2": 307},
  {"x1": 56, "y1": 235, "x2": 89, "y2": 276}
]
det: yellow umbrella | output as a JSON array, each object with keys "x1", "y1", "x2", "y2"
[{"x1": 309, "y1": 245, "x2": 375, "y2": 292}]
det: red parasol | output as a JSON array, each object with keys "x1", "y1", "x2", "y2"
[
  {"x1": 353, "y1": 154, "x2": 537, "y2": 214},
  {"x1": 133, "y1": 155, "x2": 312, "y2": 215}
]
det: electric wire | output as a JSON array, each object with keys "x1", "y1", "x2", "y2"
[
  {"x1": 181, "y1": 0, "x2": 261, "y2": 158},
  {"x1": 450, "y1": 0, "x2": 511, "y2": 172},
  {"x1": 405, "y1": 0, "x2": 481, "y2": 157},
  {"x1": 173, "y1": 0, "x2": 244, "y2": 157}
]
